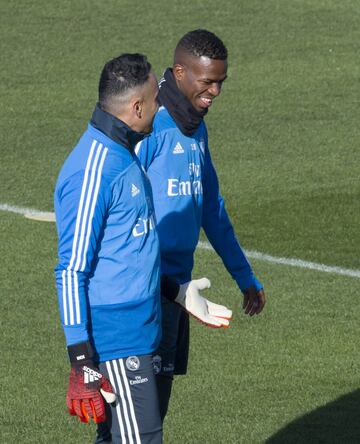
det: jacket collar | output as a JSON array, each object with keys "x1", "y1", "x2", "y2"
[
  {"x1": 158, "y1": 68, "x2": 207, "y2": 136},
  {"x1": 90, "y1": 103, "x2": 147, "y2": 151}
]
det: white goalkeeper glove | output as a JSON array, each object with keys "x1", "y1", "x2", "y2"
[{"x1": 175, "y1": 278, "x2": 232, "y2": 328}]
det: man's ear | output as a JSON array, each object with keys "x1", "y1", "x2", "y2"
[
  {"x1": 132, "y1": 98, "x2": 142, "y2": 118},
  {"x1": 173, "y1": 64, "x2": 185, "y2": 82}
]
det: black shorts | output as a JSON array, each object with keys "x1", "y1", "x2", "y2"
[
  {"x1": 153, "y1": 297, "x2": 190, "y2": 377},
  {"x1": 95, "y1": 354, "x2": 162, "y2": 444}
]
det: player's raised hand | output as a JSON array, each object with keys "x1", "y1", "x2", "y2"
[
  {"x1": 242, "y1": 287, "x2": 266, "y2": 316},
  {"x1": 175, "y1": 278, "x2": 232, "y2": 328}
]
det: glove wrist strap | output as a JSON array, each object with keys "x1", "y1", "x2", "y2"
[{"x1": 67, "y1": 341, "x2": 94, "y2": 366}]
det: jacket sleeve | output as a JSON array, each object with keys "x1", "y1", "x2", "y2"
[
  {"x1": 202, "y1": 146, "x2": 263, "y2": 293},
  {"x1": 54, "y1": 169, "x2": 111, "y2": 346},
  {"x1": 135, "y1": 131, "x2": 159, "y2": 170}
]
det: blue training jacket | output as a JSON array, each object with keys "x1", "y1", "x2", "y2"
[
  {"x1": 136, "y1": 105, "x2": 262, "y2": 291},
  {"x1": 54, "y1": 105, "x2": 161, "y2": 363}
]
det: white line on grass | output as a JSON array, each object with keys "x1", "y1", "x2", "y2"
[
  {"x1": 0, "y1": 203, "x2": 55, "y2": 221},
  {"x1": 1, "y1": 203, "x2": 359, "y2": 279},
  {"x1": 197, "y1": 241, "x2": 360, "y2": 279}
]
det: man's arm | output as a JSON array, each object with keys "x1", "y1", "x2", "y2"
[
  {"x1": 55, "y1": 167, "x2": 115, "y2": 423},
  {"x1": 55, "y1": 170, "x2": 111, "y2": 345},
  {"x1": 202, "y1": 146, "x2": 265, "y2": 315}
]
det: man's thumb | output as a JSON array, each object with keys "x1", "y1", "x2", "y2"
[
  {"x1": 194, "y1": 277, "x2": 211, "y2": 290},
  {"x1": 100, "y1": 388, "x2": 116, "y2": 404}
]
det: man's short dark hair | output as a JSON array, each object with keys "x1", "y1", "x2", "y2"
[
  {"x1": 175, "y1": 29, "x2": 227, "y2": 60},
  {"x1": 99, "y1": 53, "x2": 151, "y2": 110}
]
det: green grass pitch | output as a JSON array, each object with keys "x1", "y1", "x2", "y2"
[{"x1": 1, "y1": 1, "x2": 359, "y2": 443}]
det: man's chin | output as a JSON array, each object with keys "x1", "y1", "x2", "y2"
[{"x1": 196, "y1": 106, "x2": 209, "y2": 116}]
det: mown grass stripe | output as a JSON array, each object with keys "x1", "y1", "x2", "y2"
[{"x1": 1, "y1": 203, "x2": 359, "y2": 279}]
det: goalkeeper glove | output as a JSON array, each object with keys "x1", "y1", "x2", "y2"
[
  {"x1": 175, "y1": 278, "x2": 232, "y2": 328},
  {"x1": 66, "y1": 341, "x2": 116, "y2": 424}
]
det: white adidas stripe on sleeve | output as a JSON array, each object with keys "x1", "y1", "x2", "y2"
[{"x1": 63, "y1": 140, "x2": 108, "y2": 326}]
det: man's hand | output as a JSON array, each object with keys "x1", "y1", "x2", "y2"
[
  {"x1": 175, "y1": 278, "x2": 232, "y2": 328},
  {"x1": 242, "y1": 287, "x2": 266, "y2": 316},
  {"x1": 67, "y1": 342, "x2": 116, "y2": 423}
]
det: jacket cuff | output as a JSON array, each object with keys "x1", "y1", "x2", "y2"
[
  {"x1": 67, "y1": 341, "x2": 94, "y2": 365},
  {"x1": 236, "y1": 274, "x2": 263, "y2": 293}
]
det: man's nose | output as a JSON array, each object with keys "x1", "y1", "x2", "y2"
[{"x1": 208, "y1": 82, "x2": 221, "y2": 97}]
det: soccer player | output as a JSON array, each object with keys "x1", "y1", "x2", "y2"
[
  {"x1": 135, "y1": 30, "x2": 266, "y2": 421},
  {"x1": 54, "y1": 53, "x2": 232, "y2": 443}
]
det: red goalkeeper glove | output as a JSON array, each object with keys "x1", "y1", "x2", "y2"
[{"x1": 66, "y1": 341, "x2": 116, "y2": 424}]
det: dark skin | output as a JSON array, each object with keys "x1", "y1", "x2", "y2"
[
  {"x1": 243, "y1": 287, "x2": 266, "y2": 316},
  {"x1": 173, "y1": 49, "x2": 228, "y2": 113},
  {"x1": 173, "y1": 49, "x2": 266, "y2": 316}
]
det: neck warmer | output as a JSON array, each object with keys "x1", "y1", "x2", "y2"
[
  {"x1": 90, "y1": 103, "x2": 147, "y2": 151},
  {"x1": 158, "y1": 68, "x2": 207, "y2": 136}
]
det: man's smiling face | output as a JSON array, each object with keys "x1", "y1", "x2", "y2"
[{"x1": 173, "y1": 54, "x2": 228, "y2": 113}]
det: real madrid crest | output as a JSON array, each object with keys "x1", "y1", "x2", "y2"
[
  {"x1": 152, "y1": 354, "x2": 162, "y2": 374},
  {"x1": 126, "y1": 356, "x2": 140, "y2": 371}
]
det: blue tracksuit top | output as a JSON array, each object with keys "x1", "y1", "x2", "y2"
[
  {"x1": 136, "y1": 105, "x2": 262, "y2": 291},
  {"x1": 54, "y1": 106, "x2": 161, "y2": 363}
]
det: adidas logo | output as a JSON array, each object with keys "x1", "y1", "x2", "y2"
[
  {"x1": 131, "y1": 183, "x2": 140, "y2": 197},
  {"x1": 83, "y1": 366, "x2": 102, "y2": 384},
  {"x1": 173, "y1": 142, "x2": 184, "y2": 154}
]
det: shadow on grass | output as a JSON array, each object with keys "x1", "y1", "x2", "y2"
[{"x1": 266, "y1": 389, "x2": 360, "y2": 444}]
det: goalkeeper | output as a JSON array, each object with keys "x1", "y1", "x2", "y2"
[
  {"x1": 54, "y1": 53, "x2": 232, "y2": 444},
  {"x1": 135, "y1": 29, "x2": 266, "y2": 422}
]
